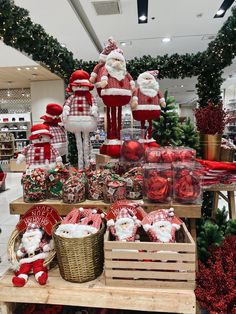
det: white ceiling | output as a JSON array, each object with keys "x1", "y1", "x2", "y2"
[{"x1": 1, "y1": 0, "x2": 236, "y2": 103}]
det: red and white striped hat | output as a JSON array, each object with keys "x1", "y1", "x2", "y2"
[
  {"x1": 99, "y1": 37, "x2": 118, "y2": 61},
  {"x1": 29, "y1": 124, "x2": 53, "y2": 141}
]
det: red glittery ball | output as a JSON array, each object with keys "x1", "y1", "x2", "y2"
[{"x1": 121, "y1": 140, "x2": 145, "y2": 161}]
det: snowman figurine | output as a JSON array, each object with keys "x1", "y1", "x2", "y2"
[{"x1": 17, "y1": 124, "x2": 62, "y2": 169}]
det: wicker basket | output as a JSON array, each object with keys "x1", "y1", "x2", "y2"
[
  {"x1": 220, "y1": 147, "x2": 235, "y2": 162},
  {"x1": 8, "y1": 229, "x2": 56, "y2": 269},
  {"x1": 53, "y1": 222, "x2": 105, "y2": 283}
]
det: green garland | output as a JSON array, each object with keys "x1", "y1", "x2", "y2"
[{"x1": 1, "y1": 0, "x2": 236, "y2": 106}]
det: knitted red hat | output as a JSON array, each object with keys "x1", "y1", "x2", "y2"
[
  {"x1": 29, "y1": 124, "x2": 53, "y2": 141},
  {"x1": 40, "y1": 103, "x2": 63, "y2": 122},
  {"x1": 99, "y1": 37, "x2": 118, "y2": 61},
  {"x1": 69, "y1": 70, "x2": 94, "y2": 90},
  {"x1": 79, "y1": 213, "x2": 102, "y2": 230}
]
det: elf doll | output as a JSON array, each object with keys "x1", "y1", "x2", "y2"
[
  {"x1": 40, "y1": 103, "x2": 67, "y2": 159},
  {"x1": 63, "y1": 70, "x2": 98, "y2": 169},
  {"x1": 90, "y1": 36, "x2": 118, "y2": 97},
  {"x1": 99, "y1": 49, "x2": 135, "y2": 157},
  {"x1": 131, "y1": 71, "x2": 166, "y2": 147},
  {"x1": 16, "y1": 124, "x2": 62, "y2": 169}
]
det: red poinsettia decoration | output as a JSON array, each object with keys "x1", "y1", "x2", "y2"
[
  {"x1": 194, "y1": 102, "x2": 231, "y2": 134},
  {"x1": 195, "y1": 235, "x2": 236, "y2": 314}
]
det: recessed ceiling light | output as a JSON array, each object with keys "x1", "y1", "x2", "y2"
[
  {"x1": 162, "y1": 37, "x2": 171, "y2": 43},
  {"x1": 26, "y1": 67, "x2": 30, "y2": 70},
  {"x1": 180, "y1": 85, "x2": 184, "y2": 88},
  {"x1": 216, "y1": 9, "x2": 225, "y2": 16},
  {"x1": 120, "y1": 42, "x2": 126, "y2": 46},
  {"x1": 17, "y1": 68, "x2": 21, "y2": 71},
  {"x1": 139, "y1": 15, "x2": 147, "y2": 21},
  {"x1": 33, "y1": 67, "x2": 38, "y2": 70}
]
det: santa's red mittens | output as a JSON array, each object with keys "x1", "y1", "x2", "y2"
[{"x1": 12, "y1": 276, "x2": 27, "y2": 287}]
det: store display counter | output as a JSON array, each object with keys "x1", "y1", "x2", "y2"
[{"x1": 0, "y1": 267, "x2": 196, "y2": 314}]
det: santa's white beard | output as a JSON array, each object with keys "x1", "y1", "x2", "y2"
[
  {"x1": 105, "y1": 59, "x2": 126, "y2": 81},
  {"x1": 115, "y1": 220, "x2": 135, "y2": 240},
  {"x1": 139, "y1": 80, "x2": 159, "y2": 97},
  {"x1": 22, "y1": 234, "x2": 42, "y2": 254},
  {"x1": 152, "y1": 223, "x2": 172, "y2": 243}
]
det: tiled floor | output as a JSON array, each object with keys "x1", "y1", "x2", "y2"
[{"x1": 0, "y1": 172, "x2": 22, "y2": 276}]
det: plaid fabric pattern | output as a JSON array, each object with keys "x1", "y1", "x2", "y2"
[
  {"x1": 134, "y1": 89, "x2": 163, "y2": 105},
  {"x1": 64, "y1": 94, "x2": 97, "y2": 117},
  {"x1": 101, "y1": 69, "x2": 133, "y2": 92},
  {"x1": 21, "y1": 144, "x2": 60, "y2": 166},
  {"x1": 49, "y1": 126, "x2": 67, "y2": 145}
]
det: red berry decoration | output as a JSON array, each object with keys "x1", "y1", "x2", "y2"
[{"x1": 121, "y1": 140, "x2": 145, "y2": 162}]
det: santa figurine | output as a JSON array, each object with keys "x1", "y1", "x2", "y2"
[
  {"x1": 90, "y1": 36, "x2": 118, "y2": 97},
  {"x1": 16, "y1": 124, "x2": 62, "y2": 169},
  {"x1": 142, "y1": 208, "x2": 182, "y2": 243},
  {"x1": 12, "y1": 223, "x2": 52, "y2": 287},
  {"x1": 40, "y1": 103, "x2": 67, "y2": 159},
  {"x1": 107, "y1": 208, "x2": 141, "y2": 242},
  {"x1": 63, "y1": 70, "x2": 98, "y2": 169},
  {"x1": 99, "y1": 49, "x2": 135, "y2": 157},
  {"x1": 131, "y1": 71, "x2": 166, "y2": 147}
]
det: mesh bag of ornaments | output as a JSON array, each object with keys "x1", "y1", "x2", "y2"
[
  {"x1": 103, "y1": 173, "x2": 126, "y2": 203},
  {"x1": 143, "y1": 163, "x2": 173, "y2": 203},
  {"x1": 22, "y1": 168, "x2": 47, "y2": 202},
  {"x1": 47, "y1": 165, "x2": 70, "y2": 199},
  {"x1": 173, "y1": 162, "x2": 202, "y2": 204},
  {"x1": 62, "y1": 172, "x2": 87, "y2": 204},
  {"x1": 145, "y1": 146, "x2": 196, "y2": 163},
  {"x1": 86, "y1": 168, "x2": 104, "y2": 201},
  {"x1": 123, "y1": 166, "x2": 143, "y2": 200}
]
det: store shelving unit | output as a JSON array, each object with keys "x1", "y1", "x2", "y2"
[
  {"x1": 226, "y1": 100, "x2": 236, "y2": 144},
  {"x1": 0, "y1": 133, "x2": 15, "y2": 160}
]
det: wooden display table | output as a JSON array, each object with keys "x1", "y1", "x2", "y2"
[
  {"x1": 10, "y1": 197, "x2": 201, "y2": 240},
  {"x1": 205, "y1": 184, "x2": 236, "y2": 219},
  {"x1": 0, "y1": 267, "x2": 196, "y2": 314}
]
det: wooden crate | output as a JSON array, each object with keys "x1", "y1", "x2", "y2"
[{"x1": 104, "y1": 223, "x2": 196, "y2": 289}]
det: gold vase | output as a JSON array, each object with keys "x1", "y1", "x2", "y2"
[{"x1": 200, "y1": 134, "x2": 222, "y2": 161}]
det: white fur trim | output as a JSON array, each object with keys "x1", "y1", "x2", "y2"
[
  {"x1": 64, "y1": 116, "x2": 97, "y2": 133},
  {"x1": 172, "y1": 223, "x2": 181, "y2": 230},
  {"x1": 101, "y1": 88, "x2": 132, "y2": 97},
  {"x1": 143, "y1": 224, "x2": 151, "y2": 232},
  {"x1": 99, "y1": 53, "x2": 107, "y2": 62},
  {"x1": 130, "y1": 80, "x2": 135, "y2": 88},
  {"x1": 56, "y1": 156, "x2": 62, "y2": 163},
  {"x1": 74, "y1": 79, "x2": 90, "y2": 84},
  {"x1": 35, "y1": 271, "x2": 44, "y2": 281},
  {"x1": 18, "y1": 274, "x2": 28, "y2": 281},
  {"x1": 19, "y1": 252, "x2": 46, "y2": 264},
  {"x1": 107, "y1": 50, "x2": 125, "y2": 62},
  {"x1": 107, "y1": 219, "x2": 115, "y2": 227},
  {"x1": 16, "y1": 250, "x2": 25, "y2": 258},
  {"x1": 63, "y1": 105, "x2": 70, "y2": 111},
  {"x1": 90, "y1": 105, "x2": 98, "y2": 118},
  {"x1": 90, "y1": 72, "x2": 97, "y2": 78},
  {"x1": 45, "y1": 113, "x2": 60, "y2": 119},
  {"x1": 16, "y1": 154, "x2": 25, "y2": 164},
  {"x1": 101, "y1": 76, "x2": 108, "y2": 81},
  {"x1": 79, "y1": 207, "x2": 84, "y2": 212},
  {"x1": 31, "y1": 129, "x2": 50, "y2": 136},
  {"x1": 43, "y1": 244, "x2": 50, "y2": 252},
  {"x1": 132, "y1": 104, "x2": 161, "y2": 111},
  {"x1": 92, "y1": 209, "x2": 97, "y2": 214},
  {"x1": 160, "y1": 98, "x2": 165, "y2": 103},
  {"x1": 132, "y1": 96, "x2": 138, "y2": 101},
  {"x1": 103, "y1": 139, "x2": 121, "y2": 145}
]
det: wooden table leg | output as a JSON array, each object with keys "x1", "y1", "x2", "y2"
[
  {"x1": 228, "y1": 191, "x2": 236, "y2": 219},
  {"x1": 212, "y1": 191, "x2": 219, "y2": 218},
  {"x1": 0, "y1": 302, "x2": 13, "y2": 314}
]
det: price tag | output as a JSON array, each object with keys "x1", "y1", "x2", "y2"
[
  {"x1": 125, "y1": 178, "x2": 133, "y2": 187},
  {"x1": 129, "y1": 191, "x2": 136, "y2": 199},
  {"x1": 108, "y1": 187, "x2": 115, "y2": 195},
  {"x1": 93, "y1": 193, "x2": 99, "y2": 199},
  {"x1": 68, "y1": 194, "x2": 74, "y2": 201},
  {"x1": 26, "y1": 169, "x2": 32, "y2": 175},
  {"x1": 49, "y1": 174, "x2": 55, "y2": 181}
]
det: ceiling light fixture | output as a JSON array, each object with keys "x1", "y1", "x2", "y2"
[
  {"x1": 214, "y1": 0, "x2": 234, "y2": 18},
  {"x1": 26, "y1": 67, "x2": 30, "y2": 70},
  {"x1": 120, "y1": 42, "x2": 126, "y2": 46},
  {"x1": 17, "y1": 67, "x2": 21, "y2": 71},
  {"x1": 33, "y1": 67, "x2": 38, "y2": 70},
  {"x1": 137, "y1": 0, "x2": 148, "y2": 24},
  {"x1": 162, "y1": 37, "x2": 171, "y2": 43}
]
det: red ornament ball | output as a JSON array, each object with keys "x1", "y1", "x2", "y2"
[{"x1": 121, "y1": 140, "x2": 145, "y2": 161}]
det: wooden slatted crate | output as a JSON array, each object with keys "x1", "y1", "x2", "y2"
[{"x1": 104, "y1": 223, "x2": 196, "y2": 289}]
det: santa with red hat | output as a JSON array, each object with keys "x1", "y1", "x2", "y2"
[
  {"x1": 131, "y1": 71, "x2": 166, "y2": 147},
  {"x1": 40, "y1": 103, "x2": 67, "y2": 157},
  {"x1": 142, "y1": 209, "x2": 182, "y2": 243},
  {"x1": 99, "y1": 49, "x2": 135, "y2": 157},
  {"x1": 90, "y1": 36, "x2": 118, "y2": 97},
  {"x1": 12, "y1": 223, "x2": 51, "y2": 287},
  {"x1": 107, "y1": 208, "x2": 141, "y2": 242},
  {"x1": 16, "y1": 124, "x2": 62, "y2": 169},
  {"x1": 63, "y1": 69, "x2": 98, "y2": 169}
]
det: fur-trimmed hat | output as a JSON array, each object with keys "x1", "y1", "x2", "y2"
[
  {"x1": 99, "y1": 37, "x2": 118, "y2": 62},
  {"x1": 69, "y1": 70, "x2": 94, "y2": 90},
  {"x1": 29, "y1": 124, "x2": 53, "y2": 141},
  {"x1": 40, "y1": 103, "x2": 63, "y2": 122}
]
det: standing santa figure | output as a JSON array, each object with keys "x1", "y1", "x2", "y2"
[
  {"x1": 12, "y1": 224, "x2": 51, "y2": 287},
  {"x1": 40, "y1": 103, "x2": 67, "y2": 159},
  {"x1": 99, "y1": 49, "x2": 135, "y2": 157},
  {"x1": 16, "y1": 124, "x2": 62, "y2": 169},
  {"x1": 131, "y1": 71, "x2": 166, "y2": 147},
  {"x1": 63, "y1": 70, "x2": 98, "y2": 169},
  {"x1": 90, "y1": 36, "x2": 118, "y2": 97}
]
